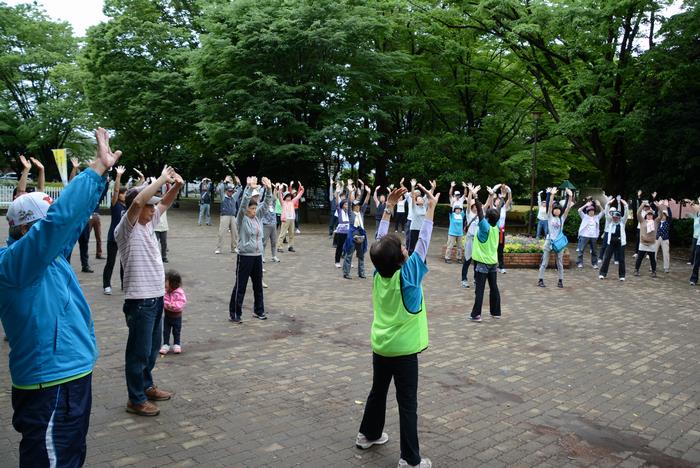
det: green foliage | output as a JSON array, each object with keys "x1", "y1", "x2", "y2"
[
  {"x1": 671, "y1": 218, "x2": 695, "y2": 247},
  {"x1": 0, "y1": 2, "x2": 86, "y2": 176}
]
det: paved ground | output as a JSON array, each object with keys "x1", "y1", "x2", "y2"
[{"x1": 1, "y1": 208, "x2": 699, "y2": 468}]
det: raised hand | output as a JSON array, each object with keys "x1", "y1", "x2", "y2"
[
  {"x1": 19, "y1": 155, "x2": 31, "y2": 170},
  {"x1": 637, "y1": 189, "x2": 643, "y2": 197},
  {"x1": 487, "y1": 186, "x2": 494, "y2": 195},
  {"x1": 116, "y1": 165, "x2": 126, "y2": 176},
  {"x1": 374, "y1": 185, "x2": 380, "y2": 192},
  {"x1": 160, "y1": 165, "x2": 176, "y2": 183},
  {"x1": 251, "y1": 176, "x2": 259, "y2": 188},
  {"x1": 173, "y1": 171, "x2": 184, "y2": 185},
  {"x1": 399, "y1": 177, "x2": 405, "y2": 186},
  {"x1": 95, "y1": 127, "x2": 122, "y2": 169},
  {"x1": 651, "y1": 191, "x2": 657, "y2": 199},
  {"x1": 29, "y1": 157, "x2": 44, "y2": 170},
  {"x1": 365, "y1": 185, "x2": 371, "y2": 192},
  {"x1": 261, "y1": 176, "x2": 271, "y2": 188},
  {"x1": 462, "y1": 181, "x2": 467, "y2": 188},
  {"x1": 386, "y1": 187, "x2": 408, "y2": 207},
  {"x1": 134, "y1": 168, "x2": 144, "y2": 178},
  {"x1": 70, "y1": 157, "x2": 79, "y2": 168},
  {"x1": 410, "y1": 178, "x2": 417, "y2": 187},
  {"x1": 450, "y1": 181, "x2": 456, "y2": 187}
]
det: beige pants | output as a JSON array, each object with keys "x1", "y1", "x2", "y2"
[
  {"x1": 218, "y1": 215, "x2": 239, "y2": 252},
  {"x1": 655, "y1": 238, "x2": 670, "y2": 271},
  {"x1": 445, "y1": 235, "x2": 463, "y2": 259},
  {"x1": 277, "y1": 219, "x2": 295, "y2": 247}
]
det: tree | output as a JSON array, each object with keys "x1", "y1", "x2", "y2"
[
  {"x1": 81, "y1": 0, "x2": 199, "y2": 176},
  {"x1": 0, "y1": 2, "x2": 87, "y2": 176}
]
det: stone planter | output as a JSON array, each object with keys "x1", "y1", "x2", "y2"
[{"x1": 504, "y1": 250, "x2": 571, "y2": 269}]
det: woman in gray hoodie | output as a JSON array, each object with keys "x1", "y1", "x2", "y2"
[{"x1": 228, "y1": 176, "x2": 272, "y2": 323}]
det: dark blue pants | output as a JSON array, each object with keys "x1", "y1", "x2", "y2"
[
  {"x1": 163, "y1": 314, "x2": 182, "y2": 346},
  {"x1": 472, "y1": 263, "x2": 501, "y2": 317},
  {"x1": 360, "y1": 353, "x2": 420, "y2": 466},
  {"x1": 123, "y1": 297, "x2": 163, "y2": 405},
  {"x1": 690, "y1": 246, "x2": 700, "y2": 284},
  {"x1": 12, "y1": 373, "x2": 92, "y2": 468},
  {"x1": 229, "y1": 255, "x2": 264, "y2": 320},
  {"x1": 78, "y1": 223, "x2": 91, "y2": 268}
]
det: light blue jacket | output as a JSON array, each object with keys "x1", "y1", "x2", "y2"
[{"x1": 0, "y1": 169, "x2": 104, "y2": 386}]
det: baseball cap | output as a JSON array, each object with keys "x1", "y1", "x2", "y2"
[
  {"x1": 6, "y1": 192, "x2": 54, "y2": 227},
  {"x1": 452, "y1": 203, "x2": 463, "y2": 210},
  {"x1": 225, "y1": 184, "x2": 235, "y2": 192},
  {"x1": 283, "y1": 191, "x2": 292, "y2": 199},
  {"x1": 251, "y1": 189, "x2": 260, "y2": 197},
  {"x1": 352, "y1": 200, "x2": 361, "y2": 206},
  {"x1": 611, "y1": 210, "x2": 622, "y2": 217},
  {"x1": 125, "y1": 185, "x2": 161, "y2": 208},
  {"x1": 454, "y1": 191, "x2": 461, "y2": 196}
]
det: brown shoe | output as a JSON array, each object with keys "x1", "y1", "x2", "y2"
[
  {"x1": 145, "y1": 386, "x2": 173, "y2": 401},
  {"x1": 126, "y1": 400, "x2": 159, "y2": 416}
]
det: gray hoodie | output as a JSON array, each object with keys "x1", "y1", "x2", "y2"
[{"x1": 237, "y1": 187, "x2": 271, "y2": 256}]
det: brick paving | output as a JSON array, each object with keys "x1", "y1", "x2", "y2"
[{"x1": 0, "y1": 208, "x2": 699, "y2": 467}]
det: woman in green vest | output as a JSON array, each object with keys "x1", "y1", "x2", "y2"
[
  {"x1": 355, "y1": 184, "x2": 438, "y2": 468},
  {"x1": 470, "y1": 188, "x2": 502, "y2": 322}
]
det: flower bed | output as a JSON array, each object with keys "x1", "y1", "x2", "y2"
[{"x1": 504, "y1": 235, "x2": 570, "y2": 268}]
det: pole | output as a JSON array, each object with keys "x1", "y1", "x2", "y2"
[{"x1": 527, "y1": 114, "x2": 540, "y2": 236}]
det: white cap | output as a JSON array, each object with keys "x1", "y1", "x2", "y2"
[
  {"x1": 452, "y1": 203, "x2": 463, "y2": 210},
  {"x1": 6, "y1": 192, "x2": 53, "y2": 227},
  {"x1": 454, "y1": 191, "x2": 461, "y2": 196},
  {"x1": 251, "y1": 189, "x2": 260, "y2": 197}
]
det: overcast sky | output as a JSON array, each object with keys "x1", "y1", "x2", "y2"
[{"x1": 4, "y1": 0, "x2": 686, "y2": 37}]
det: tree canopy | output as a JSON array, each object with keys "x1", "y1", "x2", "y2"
[{"x1": 0, "y1": 0, "x2": 697, "y2": 198}]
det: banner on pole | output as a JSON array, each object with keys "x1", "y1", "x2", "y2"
[{"x1": 52, "y1": 149, "x2": 68, "y2": 186}]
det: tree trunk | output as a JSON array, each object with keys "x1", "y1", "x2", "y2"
[{"x1": 602, "y1": 139, "x2": 627, "y2": 197}]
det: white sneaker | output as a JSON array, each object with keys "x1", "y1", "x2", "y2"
[
  {"x1": 103, "y1": 286, "x2": 112, "y2": 295},
  {"x1": 633, "y1": 253, "x2": 638, "y2": 258},
  {"x1": 262, "y1": 257, "x2": 266, "y2": 263},
  {"x1": 234, "y1": 248, "x2": 240, "y2": 254},
  {"x1": 263, "y1": 282, "x2": 269, "y2": 288},
  {"x1": 295, "y1": 229, "x2": 301, "y2": 234},
  {"x1": 272, "y1": 256, "x2": 280, "y2": 263},
  {"x1": 398, "y1": 458, "x2": 432, "y2": 468},
  {"x1": 461, "y1": 280, "x2": 469, "y2": 288},
  {"x1": 614, "y1": 261, "x2": 619, "y2": 265},
  {"x1": 499, "y1": 268, "x2": 507, "y2": 274},
  {"x1": 355, "y1": 432, "x2": 389, "y2": 450},
  {"x1": 214, "y1": 250, "x2": 221, "y2": 254},
  {"x1": 593, "y1": 264, "x2": 599, "y2": 270},
  {"x1": 172, "y1": 344, "x2": 181, "y2": 354},
  {"x1": 599, "y1": 275, "x2": 605, "y2": 280},
  {"x1": 335, "y1": 263, "x2": 341, "y2": 268},
  {"x1": 262, "y1": 268, "x2": 266, "y2": 273},
  {"x1": 619, "y1": 277, "x2": 626, "y2": 282},
  {"x1": 159, "y1": 344, "x2": 170, "y2": 355}
]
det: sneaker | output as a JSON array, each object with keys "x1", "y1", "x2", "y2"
[
  {"x1": 593, "y1": 264, "x2": 599, "y2": 270},
  {"x1": 103, "y1": 286, "x2": 112, "y2": 295},
  {"x1": 614, "y1": 261, "x2": 619, "y2": 265},
  {"x1": 444, "y1": 258, "x2": 452, "y2": 264},
  {"x1": 343, "y1": 274, "x2": 352, "y2": 280},
  {"x1": 214, "y1": 250, "x2": 221, "y2": 254},
  {"x1": 159, "y1": 344, "x2": 170, "y2": 355},
  {"x1": 461, "y1": 280, "x2": 469, "y2": 288},
  {"x1": 557, "y1": 280, "x2": 563, "y2": 288},
  {"x1": 691, "y1": 281, "x2": 696, "y2": 286},
  {"x1": 687, "y1": 262, "x2": 692, "y2": 265},
  {"x1": 96, "y1": 255, "x2": 105, "y2": 260},
  {"x1": 262, "y1": 282, "x2": 269, "y2": 288},
  {"x1": 145, "y1": 386, "x2": 173, "y2": 401},
  {"x1": 262, "y1": 268, "x2": 266, "y2": 273},
  {"x1": 634, "y1": 270, "x2": 640, "y2": 276},
  {"x1": 499, "y1": 268, "x2": 507, "y2": 274},
  {"x1": 295, "y1": 229, "x2": 301, "y2": 234},
  {"x1": 619, "y1": 277, "x2": 626, "y2": 282},
  {"x1": 288, "y1": 247, "x2": 296, "y2": 252},
  {"x1": 469, "y1": 315, "x2": 482, "y2": 322},
  {"x1": 599, "y1": 275, "x2": 605, "y2": 280},
  {"x1": 254, "y1": 313, "x2": 267, "y2": 320},
  {"x1": 229, "y1": 316, "x2": 242, "y2": 324},
  {"x1": 664, "y1": 269, "x2": 669, "y2": 274},
  {"x1": 335, "y1": 263, "x2": 341, "y2": 268},
  {"x1": 81, "y1": 266, "x2": 94, "y2": 273},
  {"x1": 234, "y1": 248, "x2": 240, "y2": 254},
  {"x1": 359, "y1": 274, "x2": 367, "y2": 279},
  {"x1": 398, "y1": 457, "x2": 432, "y2": 468},
  {"x1": 162, "y1": 258, "x2": 168, "y2": 263},
  {"x1": 537, "y1": 279, "x2": 545, "y2": 288},
  {"x1": 355, "y1": 432, "x2": 389, "y2": 450},
  {"x1": 262, "y1": 257, "x2": 266, "y2": 263},
  {"x1": 491, "y1": 315, "x2": 502, "y2": 319},
  {"x1": 126, "y1": 400, "x2": 159, "y2": 417},
  {"x1": 633, "y1": 253, "x2": 638, "y2": 258},
  {"x1": 272, "y1": 256, "x2": 280, "y2": 262},
  {"x1": 651, "y1": 271, "x2": 657, "y2": 278},
  {"x1": 172, "y1": 344, "x2": 181, "y2": 354},
  {"x1": 577, "y1": 263, "x2": 583, "y2": 269}
]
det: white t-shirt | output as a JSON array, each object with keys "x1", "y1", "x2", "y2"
[
  {"x1": 405, "y1": 193, "x2": 413, "y2": 220},
  {"x1": 396, "y1": 199, "x2": 405, "y2": 213},
  {"x1": 115, "y1": 208, "x2": 165, "y2": 300},
  {"x1": 537, "y1": 205, "x2": 548, "y2": 221},
  {"x1": 498, "y1": 206, "x2": 507, "y2": 229}
]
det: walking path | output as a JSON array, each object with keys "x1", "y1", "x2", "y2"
[{"x1": 1, "y1": 209, "x2": 698, "y2": 467}]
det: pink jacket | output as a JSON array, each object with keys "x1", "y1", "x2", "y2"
[{"x1": 164, "y1": 287, "x2": 187, "y2": 315}]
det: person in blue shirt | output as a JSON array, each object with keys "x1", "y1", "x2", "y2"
[{"x1": 0, "y1": 128, "x2": 121, "y2": 467}]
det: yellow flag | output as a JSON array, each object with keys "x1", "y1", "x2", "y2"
[{"x1": 52, "y1": 149, "x2": 68, "y2": 186}]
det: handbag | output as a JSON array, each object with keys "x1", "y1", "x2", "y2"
[{"x1": 551, "y1": 232, "x2": 569, "y2": 253}]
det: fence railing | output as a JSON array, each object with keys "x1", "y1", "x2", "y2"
[{"x1": 0, "y1": 185, "x2": 112, "y2": 209}]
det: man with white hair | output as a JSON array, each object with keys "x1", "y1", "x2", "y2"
[{"x1": 0, "y1": 128, "x2": 121, "y2": 467}]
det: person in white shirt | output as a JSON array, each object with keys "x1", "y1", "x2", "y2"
[
  {"x1": 576, "y1": 199, "x2": 604, "y2": 268},
  {"x1": 535, "y1": 191, "x2": 549, "y2": 239}
]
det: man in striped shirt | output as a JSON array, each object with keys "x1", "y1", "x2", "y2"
[{"x1": 115, "y1": 165, "x2": 183, "y2": 416}]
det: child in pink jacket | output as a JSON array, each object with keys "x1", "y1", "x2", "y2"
[{"x1": 160, "y1": 270, "x2": 187, "y2": 354}]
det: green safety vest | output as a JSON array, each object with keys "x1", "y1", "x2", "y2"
[
  {"x1": 472, "y1": 223, "x2": 499, "y2": 265},
  {"x1": 371, "y1": 270, "x2": 429, "y2": 357}
]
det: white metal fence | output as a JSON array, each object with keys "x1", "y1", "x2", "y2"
[{"x1": 0, "y1": 184, "x2": 112, "y2": 209}]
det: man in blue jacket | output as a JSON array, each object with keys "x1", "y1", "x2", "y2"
[{"x1": 0, "y1": 128, "x2": 121, "y2": 467}]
